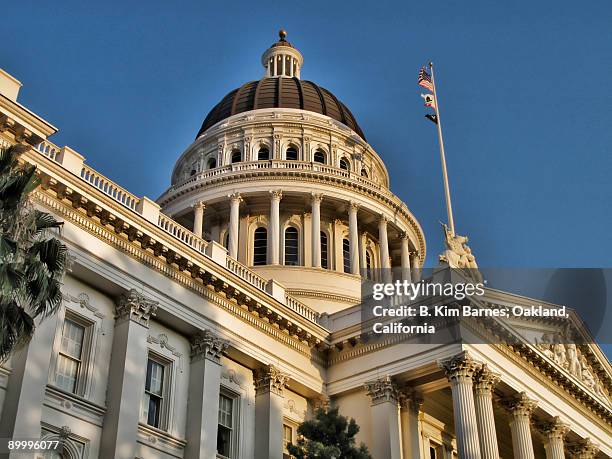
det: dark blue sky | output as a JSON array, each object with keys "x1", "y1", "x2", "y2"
[{"x1": 3, "y1": 1, "x2": 611, "y2": 268}]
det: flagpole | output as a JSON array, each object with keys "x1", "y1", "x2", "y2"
[{"x1": 429, "y1": 62, "x2": 456, "y2": 236}]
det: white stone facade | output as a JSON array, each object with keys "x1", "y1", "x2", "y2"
[{"x1": 0, "y1": 34, "x2": 611, "y2": 459}]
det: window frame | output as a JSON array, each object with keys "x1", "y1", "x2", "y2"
[
  {"x1": 320, "y1": 231, "x2": 329, "y2": 269},
  {"x1": 53, "y1": 312, "x2": 93, "y2": 396},
  {"x1": 253, "y1": 226, "x2": 268, "y2": 266},
  {"x1": 257, "y1": 147, "x2": 270, "y2": 161},
  {"x1": 285, "y1": 146, "x2": 299, "y2": 161},
  {"x1": 313, "y1": 150, "x2": 326, "y2": 164},
  {"x1": 231, "y1": 150, "x2": 242, "y2": 164},
  {"x1": 342, "y1": 238, "x2": 351, "y2": 273},
  {"x1": 339, "y1": 157, "x2": 350, "y2": 171},
  {"x1": 217, "y1": 388, "x2": 240, "y2": 459},
  {"x1": 284, "y1": 226, "x2": 300, "y2": 266},
  {"x1": 142, "y1": 352, "x2": 172, "y2": 431}
]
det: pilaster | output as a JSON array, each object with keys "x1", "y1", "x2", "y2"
[
  {"x1": 184, "y1": 330, "x2": 230, "y2": 459},
  {"x1": 100, "y1": 289, "x2": 158, "y2": 458},
  {"x1": 399, "y1": 388, "x2": 424, "y2": 459},
  {"x1": 473, "y1": 364, "x2": 501, "y2": 459},
  {"x1": 364, "y1": 376, "x2": 402, "y2": 459},
  {"x1": 253, "y1": 365, "x2": 289, "y2": 459}
]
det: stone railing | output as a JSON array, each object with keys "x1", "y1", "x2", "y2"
[
  {"x1": 32, "y1": 139, "x2": 323, "y2": 326},
  {"x1": 285, "y1": 294, "x2": 321, "y2": 323},
  {"x1": 226, "y1": 256, "x2": 268, "y2": 291},
  {"x1": 80, "y1": 164, "x2": 140, "y2": 211},
  {"x1": 158, "y1": 213, "x2": 208, "y2": 253},
  {"x1": 164, "y1": 160, "x2": 407, "y2": 209}
]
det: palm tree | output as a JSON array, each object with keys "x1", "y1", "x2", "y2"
[{"x1": 0, "y1": 144, "x2": 67, "y2": 361}]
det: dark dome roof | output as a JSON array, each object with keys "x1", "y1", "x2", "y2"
[{"x1": 197, "y1": 78, "x2": 366, "y2": 140}]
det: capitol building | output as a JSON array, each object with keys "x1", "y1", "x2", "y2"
[{"x1": 0, "y1": 32, "x2": 610, "y2": 459}]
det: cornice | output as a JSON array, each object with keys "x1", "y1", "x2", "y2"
[
  {"x1": 286, "y1": 288, "x2": 361, "y2": 305},
  {"x1": 31, "y1": 186, "x2": 329, "y2": 358}
]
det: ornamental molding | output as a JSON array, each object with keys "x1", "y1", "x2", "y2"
[
  {"x1": 65, "y1": 292, "x2": 105, "y2": 319},
  {"x1": 566, "y1": 438, "x2": 600, "y2": 458},
  {"x1": 148, "y1": 333, "x2": 184, "y2": 360},
  {"x1": 440, "y1": 351, "x2": 481, "y2": 383},
  {"x1": 31, "y1": 188, "x2": 327, "y2": 360},
  {"x1": 502, "y1": 391, "x2": 538, "y2": 418},
  {"x1": 364, "y1": 375, "x2": 399, "y2": 405},
  {"x1": 473, "y1": 364, "x2": 501, "y2": 395},
  {"x1": 190, "y1": 329, "x2": 229, "y2": 363},
  {"x1": 253, "y1": 364, "x2": 289, "y2": 396},
  {"x1": 115, "y1": 289, "x2": 158, "y2": 327},
  {"x1": 534, "y1": 416, "x2": 570, "y2": 440}
]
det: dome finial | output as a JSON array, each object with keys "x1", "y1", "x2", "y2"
[{"x1": 279, "y1": 29, "x2": 287, "y2": 41}]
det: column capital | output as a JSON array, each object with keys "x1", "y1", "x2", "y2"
[
  {"x1": 364, "y1": 376, "x2": 399, "y2": 405},
  {"x1": 191, "y1": 200, "x2": 206, "y2": 210},
  {"x1": 229, "y1": 192, "x2": 243, "y2": 203},
  {"x1": 311, "y1": 192, "x2": 323, "y2": 204},
  {"x1": 378, "y1": 214, "x2": 388, "y2": 225},
  {"x1": 190, "y1": 330, "x2": 229, "y2": 364},
  {"x1": 115, "y1": 289, "x2": 158, "y2": 327},
  {"x1": 473, "y1": 364, "x2": 500, "y2": 395},
  {"x1": 536, "y1": 416, "x2": 569, "y2": 440},
  {"x1": 567, "y1": 438, "x2": 599, "y2": 458},
  {"x1": 503, "y1": 391, "x2": 538, "y2": 418},
  {"x1": 440, "y1": 351, "x2": 480, "y2": 383},
  {"x1": 254, "y1": 364, "x2": 289, "y2": 396},
  {"x1": 269, "y1": 189, "x2": 283, "y2": 201},
  {"x1": 398, "y1": 387, "x2": 424, "y2": 414},
  {"x1": 400, "y1": 231, "x2": 411, "y2": 241},
  {"x1": 348, "y1": 200, "x2": 360, "y2": 212}
]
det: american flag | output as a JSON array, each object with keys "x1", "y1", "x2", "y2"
[{"x1": 418, "y1": 67, "x2": 434, "y2": 92}]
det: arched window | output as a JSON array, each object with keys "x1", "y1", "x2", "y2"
[
  {"x1": 207, "y1": 158, "x2": 217, "y2": 169},
  {"x1": 253, "y1": 227, "x2": 267, "y2": 266},
  {"x1": 231, "y1": 150, "x2": 242, "y2": 163},
  {"x1": 284, "y1": 227, "x2": 299, "y2": 265},
  {"x1": 320, "y1": 231, "x2": 328, "y2": 269},
  {"x1": 366, "y1": 250, "x2": 373, "y2": 280},
  {"x1": 190, "y1": 169, "x2": 197, "y2": 176},
  {"x1": 361, "y1": 168, "x2": 368, "y2": 178},
  {"x1": 339, "y1": 158, "x2": 350, "y2": 171},
  {"x1": 342, "y1": 238, "x2": 350, "y2": 273},
  {"x1": 258, "y1": 147, "x2": 270, "y2": 161},
  {"x1": 285, "y1": 146, "x2": 298, "y2": 161},
  {"x1": 313, "y1": 150, "x2": 325, "y2": 164}
]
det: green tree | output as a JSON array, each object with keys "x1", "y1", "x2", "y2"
[
  {"x1": 0, "y1": 144, "x2": 67, "y2": 361},
  {"x1": 287, "y1": 406, "x2": 372, "y2": 459}
]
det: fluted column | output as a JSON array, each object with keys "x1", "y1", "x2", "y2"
[
  {"x1": 568, "y1": 439, "x2": 599, "y2": 459},
  {"x1": 311, "y1": 193, "x2": 323, "y2": 268},
  {"x1": 364, "y1": 376, "x2": 402, "y2": 459},
  {"x1": 192, "y1": 201, "x2": 205, "y2": 238},
  {"x1": 228, "y1": 193, "x2": 242, "y2": 259},
  {"x1": 100, "y1": 290, "x2": 158, "y2": 458},
  {"x1": 473, "y1": 364, "x2": 501, "y2": 459},
  {"x1": 254, "y1": 365, "x2": 289, "y2": 459},
  {"x1": 539, "y1": 417, "x2": 569, "y2": 459},
  {"x1": 399, "y1": 389, "x2": 423, "y2": 459},
  {"x1": 504, "y1": 392, "x2": 537, "y2": 459},
  {"x1": 441, "y1": 351, "x2": 482, "y2": 459},
  {"x1": 348, "y1": 201, "x2": 360, "y2": 275},
  {"x1": 378, "y1": 216, "x2": 390, "y2": 269},
  {"x1": 400, "y1": 232, "x2": 412, "y2": 283},
  {"x1": 185, "y1": 331, "x2": 230, "y2": 459},
  {"x1": 269, "y1": 190, "x2": 282, "y2": 265}
]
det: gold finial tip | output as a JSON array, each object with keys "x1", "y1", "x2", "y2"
[{"x1": 279, "y1": 29, "x2": 287, "y2": 40}]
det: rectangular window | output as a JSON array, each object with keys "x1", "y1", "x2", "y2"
[
  {"x1": 217, "y1": 393, "x2": 237, "y2": 458},
  {"x1": 143, "y1": 356, "x2": 169, "y2": 429},
  {"x1": 283, "y1": 423, "x2": 294, "y2": 457},
  {"x1": 55, "y1": 318, "x2": 86, "y2": 394}
]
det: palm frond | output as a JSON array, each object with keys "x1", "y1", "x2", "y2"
[
  {"x1": 0, "y1": 301, "x2": 35, "y2": 362},
  {"x1": 33, "y1": 210, "x2": 63, "y2": 234}
]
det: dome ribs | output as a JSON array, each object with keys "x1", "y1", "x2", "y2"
[{"x1": 196, "y1": 78, "x2": 366, "y2": 141}]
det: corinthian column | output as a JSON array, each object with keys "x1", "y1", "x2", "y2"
[
  {"x1": 400, "y1": 232, "x2": 412, "y2": 283},
  {"x1": 185, "y1": 330, "x2": 230, "y2": 459},
  {"x1": 269, "y1": 190, "x2": 282, "y2": 265},
  {"x1": 539, "y1": 417, "x2": 569, "y2": 459},
  {"x1": 568, "y1": 439, "x2": 599, "y2": 459},
  {"x1": 100, "y1": 290, "x2": 159, "y2": 458},
  {"x1": 228, "y1": 193, "x2": 242, "y2": 259},
  {"x1": 441, "y1": 351, "x2": 482, "y2": 459},
  {"x1": 399, "y1": 388, "x2": 423, "y2": 459},
  {"x1": 378, "y1": 215, "x2": 390, "y2": 269},
  {"x1": 192, "y1": 201, "x2": 205, "y2": 238},
  {"x1": 503, "y1": 392, "x2": 537, "y2": 459},
  {"x1": 311, "y1": 193, "x2": 323, "y2": 268},
  {"x1": 348, "y1": 201, "x2": 360, "y2": 275},
  {"x1": 473, "y1": 364, "x2": 501, "y2": 459},
  {"x1": 254, "y1": 365, "x2": 289, "y2": 459},
  {"x1": 364, "y1": 376, "x2": 402, "y2": 459}
]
